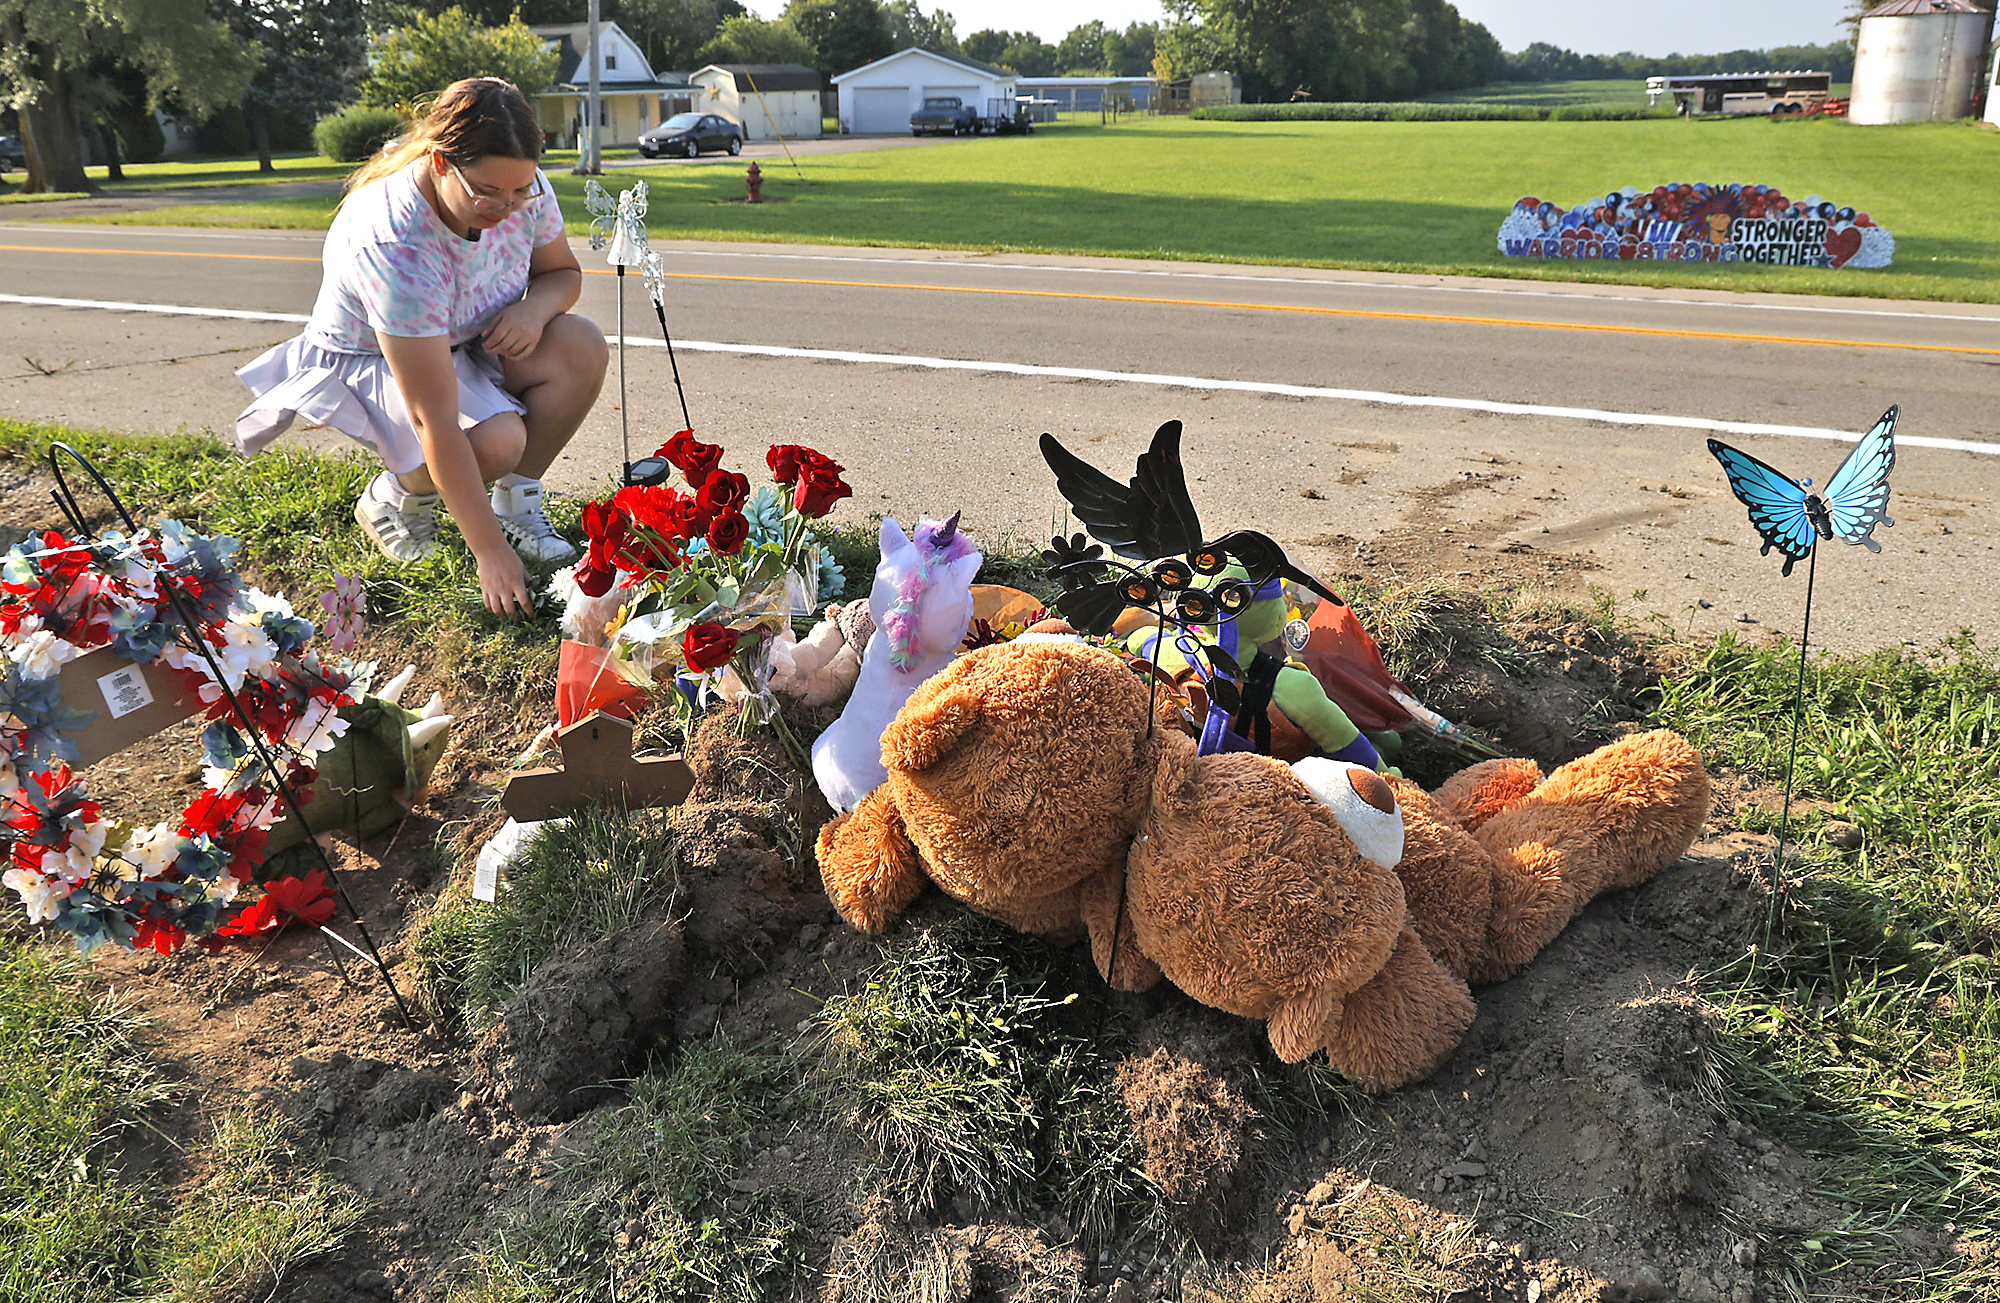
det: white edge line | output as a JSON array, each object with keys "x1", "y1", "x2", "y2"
[
  {"x1": 4, "y1": 292, "x2": 1993, "y2": 456},
  {"x1": 0, "y1": 292, "x2": 310, "y2": 324}
]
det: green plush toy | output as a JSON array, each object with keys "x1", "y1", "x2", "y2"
[
  {"x1": 1125, "y1": 575, "x2": 1381, "y2": 768},
  {"x1": 259, "y1": 665, "x2": 454, "y2": 876}
]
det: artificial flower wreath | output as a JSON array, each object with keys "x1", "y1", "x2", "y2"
[{"x1": 0, "y1": 522, "x2": 355, "y2": 955}]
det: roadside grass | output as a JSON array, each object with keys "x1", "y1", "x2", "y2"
[
  {"x1": 0, "y1": 944, "x2": 362, "y2": 1302},
  {"x1": 1654, "y1": 632, "x2": 2000, "y2": 1298},
  {"x1": 408, "y1": 807, "x2": 685, "y2": 1038},
  {"x1": 0, "y1": 418, "x2": 603, "y2": 701},
  {"x1": 816, "y1": 913, "x2": 1161, "y2": 1245},
  {"x1": 52, "y1": 116, "x2": 2000, "y2": 302},
  {"x1": 446, "y1": 1038, "x2": 811, "y2": 1302}
]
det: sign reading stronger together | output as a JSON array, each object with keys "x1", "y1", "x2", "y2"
[{"x1": 1498, "y1": 182, "x2": 1894, "y2": 269}]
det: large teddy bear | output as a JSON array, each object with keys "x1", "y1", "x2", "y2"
[{"x1": 817, "y1": 638, "x2": 1711, "y2": 1089}]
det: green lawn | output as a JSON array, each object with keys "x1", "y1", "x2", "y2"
[
  {"x1": 1422, "y1": 78, "x2": 1656, "y2": 107},
  {"x1": 30, "y1": 115, "x2": 2000, "y2": 301}
]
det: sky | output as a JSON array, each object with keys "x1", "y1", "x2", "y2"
[{"x1": 742, "y1": 0, "x2": 1850, "y2": 57}]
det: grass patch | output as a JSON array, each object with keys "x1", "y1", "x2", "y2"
[
  {"x1": 0, "y1": 945, "x2": 361, "y2": 1302},
  {"x1": 1654, "y1": 633, "x2": 2000, "y2": 1297},
  {"x1": 447, "y1": 1038, "x2": 810, "y2": 1302},
  {"x1": 48, "y1": 116, "x2": 2000, "y2": 302},
  {"x1": 0, "y1": 419, "x2": 588, "y2": 698},
  {"x1": 817, "y1": 914, "x2": 1160, "y2": 1246},
  {"x1": 409, "y1": 807, "x2": 685, "y2": 1038},
  {"x1": 1194, "y1": 101, "x2": 1663, "y2": 121}
]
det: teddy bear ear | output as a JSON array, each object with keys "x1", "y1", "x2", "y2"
[{"x1": 879, "y1": 680, "x2": 980, "y2": 773}]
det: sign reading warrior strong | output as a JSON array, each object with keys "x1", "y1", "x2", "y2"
[{"x1": 1497, "y1": 182, "x2": 1894, "y2": 269}]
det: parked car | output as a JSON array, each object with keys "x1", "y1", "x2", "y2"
[
  {"x1": 910, "y1": 97, "x2": 978, "y2": 136},
  {"x1": 0, "y1": 135, "x2": 25, "y2": 172},
  {"x1": 638, "y1": 113, "x2": 743, "y2": 159}
]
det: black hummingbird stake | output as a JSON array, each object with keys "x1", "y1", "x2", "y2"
[{"x1": 1708, "y1": 405, "x2": 1897, "y2": 920}]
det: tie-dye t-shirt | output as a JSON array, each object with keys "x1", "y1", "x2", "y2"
[{"x1": 302, "y1": 162, "x2": 565, "y2": 355}]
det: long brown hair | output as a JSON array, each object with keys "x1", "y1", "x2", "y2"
[{"x1": 346, "y1": 77, "x2": 543, "y2": 192}]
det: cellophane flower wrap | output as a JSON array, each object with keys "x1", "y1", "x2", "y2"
[
  {"x1": 0, "y1": 523, "x2": 355, "y2": 956},
  {"x1": 561, "y1": 431, "x2": 850, "y2": 742}
]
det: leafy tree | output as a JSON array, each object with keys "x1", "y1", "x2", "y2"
[
  {"x1": 783, "y1": 0, "x2": 893, "y2": 81},
  {"x1": 361, "y1": 7, "x2": 560, "y2": 108},
  {"x1": 1056, "y1": 20, "x2": 1107, "y2": 73},
  {"x1": 1103, "y1": 22, "x2": 1159, "y2": 77},
  {"x1": 619, "y1": 0, "x2": 749, "y2": 74},
  {"x1": 961, "y1": 29, "x2": 1057, "y2": 76},
  {"x1": 218, "y1": 0, "x2": 367, "y2": 172},
  {"x1": 695, "y1": 15, "x2": 817, "y2": 67},
  {"x1": 1160, "y1": 0, "x2": 1501, "y2": 101},
  {"x1": 881, "y1": 0, "x2": 955, "y2": 52},
  {"x1": 0, "y1": 0, "x2": 254, "y2": 193}
]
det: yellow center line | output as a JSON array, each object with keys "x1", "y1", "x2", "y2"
[{"x1": 6, "y1": 241, "x2": 1996, "y2": 357}]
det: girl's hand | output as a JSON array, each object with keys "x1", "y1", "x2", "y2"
[
  {"x1": 481, "y1": 302, "x2": 548, "y2": 359},
  {"x1": 475, "y1": 543, "x2": 535, "y2": 619}
]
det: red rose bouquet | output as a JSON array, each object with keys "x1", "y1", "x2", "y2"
[{"x1": 561, "y1": 430, "x2": 853, "y2": 746}]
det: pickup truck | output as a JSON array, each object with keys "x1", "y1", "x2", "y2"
[{"x1": 910, "y1": 97, "x2": 979, "y2": 136}]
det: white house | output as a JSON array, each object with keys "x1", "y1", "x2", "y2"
[
  {"x1": 530, "y1": 22, "x2": 692, "y2": 148},
  {"x1": 688, "y1": 64, "x2": 823, "y2": 141},
  {"x1": 832, "y1": 47, "x2": 1017, "y2": 134}
]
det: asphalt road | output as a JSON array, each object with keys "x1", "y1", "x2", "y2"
[{"x1": 1, "y1": 222, "x2": 1995, "y2": 653}]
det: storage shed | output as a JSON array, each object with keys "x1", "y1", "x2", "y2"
[
  {"x1": 1850, "y1": 0, "x2": 1994, "y2": 124},
  {"x1": 832, "y1": 48, "x2": 1018, "y2": 134},
  {"x1": 689, "y1": 65, "x2": 824, "y2": 141}
]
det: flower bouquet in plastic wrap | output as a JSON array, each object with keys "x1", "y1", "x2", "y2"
[{"x1": 553, "y1": 430, "x2": 849, "y2": 754}]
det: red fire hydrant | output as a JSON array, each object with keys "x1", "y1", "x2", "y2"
[{"x1": 745, "y1": 161, "x2": 763, "y2": 204}]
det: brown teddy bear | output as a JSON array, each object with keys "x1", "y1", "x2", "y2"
[{"x1": 816, "y1": 638, "x2": 1711, "y2": 1089}]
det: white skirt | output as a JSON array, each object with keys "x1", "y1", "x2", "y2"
[{"x1": 234, "y1": 335, "x2": 527, "y2": 475}]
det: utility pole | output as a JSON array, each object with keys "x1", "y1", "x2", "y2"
[{"x1": 575, "y1": 0, "x2": 602, "y2": 175}]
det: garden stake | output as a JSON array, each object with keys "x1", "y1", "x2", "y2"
[
  {"x1": 46, "y1": 442, "x2": 417, "y2": 1027},
  {"x1": 1707, "y1": 407, "x2": 1898, "y2": 945},
  {"x1": 586, "y1": 178, "x2": 692, "y2": 481}
]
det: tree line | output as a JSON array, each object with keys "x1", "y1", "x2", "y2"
[
  {"x1": 1501, "y1": 42, "x2": 1858, "y2": 84},
  {"x1": 0, "y1": 0, "x2": 1864, "y2": 198}
]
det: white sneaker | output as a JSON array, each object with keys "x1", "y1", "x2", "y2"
[
  {"x1": 489, "y1": 474, "x2": 578, "y2": 565},
  {"x1": 355, "y1": 472, "x2": 441, "y2": 563}
]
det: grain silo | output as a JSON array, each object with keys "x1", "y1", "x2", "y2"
[{"x1": 1850, "y1": 0, "x2": 1994, "y2": 123}]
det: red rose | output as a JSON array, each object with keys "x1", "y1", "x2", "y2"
[
  {"x1": 657, "y1": 429, "x2": 725, "y2": 489},
  {"x1": 697, "y1": 469, "x2": 750, "y2": 517},
  {"x1": 665, "y1": 491, "x2": 713, "y2": 542},
  {"x1": 681, "y1": 621, "x2": 740, "y2": 672},
  {"x1": 794, "y1": 463, "x2": 852, "y2": 518},
  {"x1": 581, "y1": 500, "x2": 628, "y2": 550},
  {"x1": 766, "y1": 444, "x2": 812, "y2": 485},
  {"x1": 575, "y1": 554, "x2": 617, "y2": 597},
  {"x1": 706, "y1": 510, "x2": 749, "y2": 555}
]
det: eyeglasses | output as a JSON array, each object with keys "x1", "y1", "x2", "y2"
[{"x1": 446, "y1": 160, "x2": 547, "y2": 213}]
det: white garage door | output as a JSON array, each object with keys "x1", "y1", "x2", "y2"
[
  {"x1": 852, "y1": 86, "x2": 910, "y2": 134},
  {"x1": 923, "y1": 84, "x2": 978, "y2": 104}
]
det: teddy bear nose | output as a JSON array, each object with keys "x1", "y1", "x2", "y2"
[{"x1": 1347, "y1": 768, "x2": 1396, "y2": 815}]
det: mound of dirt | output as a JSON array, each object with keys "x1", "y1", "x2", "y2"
[
  {"x1": 470, "y1": 918, "x2": 686, "y2": 1123},
  {"x1": 1116, "y1": 1047, "x2": 1258, "y2": 1239}
]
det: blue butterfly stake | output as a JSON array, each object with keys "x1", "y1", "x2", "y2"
[
  {"x1": 1707, "y1": 406, "x2": 1897, "y2": 577},
  {"x1": 1707, "y1": 406, "x2": 1898, "y2": 917}
]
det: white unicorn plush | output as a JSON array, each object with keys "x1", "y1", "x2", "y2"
[{"x1": 811, "y1": 513, "x2": 982, "y2": 813}]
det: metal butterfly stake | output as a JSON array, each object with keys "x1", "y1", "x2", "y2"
[
  {"x1": 1708, "y1": 404, "x2": 1898, "y2": 909},
  {"x1": 584, "y1": 180, "x2": 695, "y2": 485}
]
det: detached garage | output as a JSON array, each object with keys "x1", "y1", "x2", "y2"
[
  {"x1": 689, "y1": 64, "x2": 823, "y2": 140},
  {"x1": 833, "y1": 47, "x2": 1017, "y2": 134}
]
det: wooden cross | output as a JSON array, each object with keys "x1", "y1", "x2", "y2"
[{"x1": 499, "y1": 711, "x2": 694, "y2": 822}]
